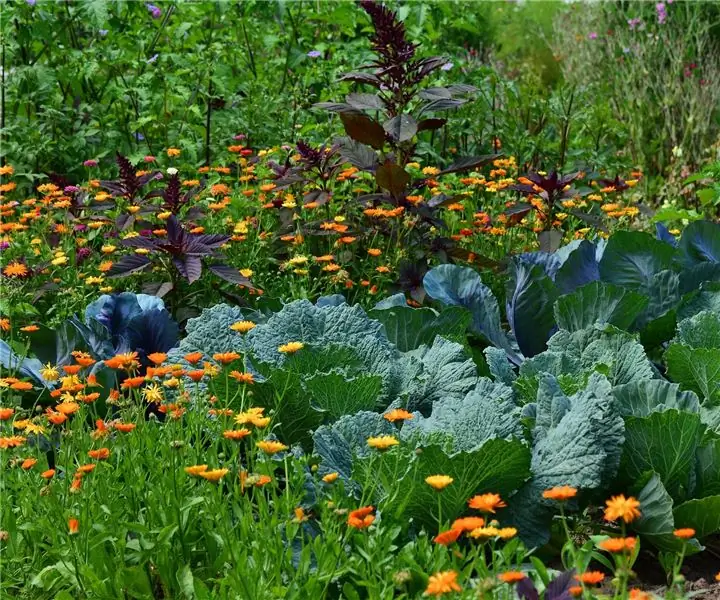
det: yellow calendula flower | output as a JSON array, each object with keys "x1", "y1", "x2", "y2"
[
  {"x1": 425, "y1": 475, "x2": 454, "y2": 491},
  {"x1": 367, "y1": 435, "x2": 399, "y2": 451},
  {"x1": 230, "y1": 320, "x2": 256, "y2": 333},
  {"x1": 278, "y1": 342, "x2": 304, "y2": 354},
  {"x1": 40, "y1": 364, "x2": 60, "y2": 382},
  {"x1": 257, "y1": 440, "x2": 289, "y2": 455}
]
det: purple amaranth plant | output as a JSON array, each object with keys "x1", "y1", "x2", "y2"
[{"x1": 107, "y1": 214, "x2": 253, "y2": 287}]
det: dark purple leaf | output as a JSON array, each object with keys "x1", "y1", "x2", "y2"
[
  {"x1": 538, "y1": 230, "x2": 563, "y2": 253},
  {"x1": 338, "y1": 72, "x2": 382, "y2": 87},
  {"x1": 303, "y1": 190, "x2": 330, "y2": 206},
  {"x1": 569, "y1": 210, "x2": 608, "y2": 232},
  {"x1": 339, "y1": 112, "x2": 386, "y2": 150},
  {"x1": 504, "y1": 203, "x2": 534, "y2": 223},
  {"x1": 122, "y1": 236, "x2": 158, "y2": 249},
  {"x1": 515, "y1": 577, "x2": 539, "y2": 600},
  {"x1": 417, "y1": 118, "x2": 447, "y2": 132},
  {"x1": 192, "y1": 234, "x2": 230, "y2": 249},
  {"x1": 414, "y1": 56, "x2": 448, "y2": 79},
  {"x1": 375, "y1": 162, "x2": 410, "y2": 197},
  {"x1": 383, "y1": 115, "x2": 417, "y2": 143},
  {"x1": 439, "y1": 155, "x2": 500, "y2": 176},
  {"x1": 336, "y1": 137, "x2": 379, "y2": 171},
  {"x1": 418, "y1": 98, "x2": 468, "y2": 115},
  {"x1": 174, "y1": 256, "x2": 203, "y2": 284},
  {"x1": 446, "y1": 83, "x2": 478, "y2": 95},
  {"x1": 356, "y1": 193, "x2": 391, "y2": 205},
  {"x1": 346, "y1": 93, "x2": 385, "y2": 110},
  {"x1": 419, "y1": 87, "x2": 453, "y2": 100},
  {"x1": 141, "y1": 281, "x2": 174, "y2": 298},
  {"x1": 546, "y1": 570, "x2": 576, "y2": 600},
  {"x1": 209, "y1": 264, "x2": 254, "y2": 288},
  {"x1": 115, "y1": 214, "x2": 136, "y2": 231},
  {"x1": 107, "y1": 254, "x2": 152, "y2": 277},
  {"x1": 314, "y1": 102, "x2": 363, "y2": 114}
]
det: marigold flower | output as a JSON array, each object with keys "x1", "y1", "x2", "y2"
[
  {"x1": 77, "y1": 464, "x2": 96, "y2": 474},
  {"x1": 62, "y1": 364, "x2": 82, "y2": 375},
  {"x1": 21, "y1": 458, "x2": 37, "y2": 470},
  {"x1": 425, "y1": 475, "x2": 454, "y2": 491},
  {"x1": 223, "y1": 428, "x2": 251, "y2": 441},
  {"x1": 55, "y1": 401, "x2": 80, "y2": 415},
  {"x1": 114, "y1": 423, "x2": 136, "y2": 433},
  {"x1": 383, "y1": 409, "x2": 413, "y2": 422},
  {"x1": 186, "y1": 369, "x2": 205, "y2": 382},
  {"x1": 629, "y1": 590, "x2": 652, "y2": 600},
  {"x1": 230, "y1": 320, "x2": 256, "y2": 333},
  {"x1": 367, "y1": 248, "x2": 382, "y2": 257},
  {"x1": 68, "y1": 518, "x2": 79, "y2": 535},
  {"x1": 199, "y1": 468, "x2": 229, "y2": 482},
  {"x1": 142, "y1": 383, "x2": 164, "y2": 404},
  {"x1": 182, "y1": 352, "x2": 203, "y2": 365},
  {"x1": 576, "y1": 571, "x2": 605, "y2": 585},
  {"x1": 322, "y1": 472, "x2": 339, "y2": 484},
  {"x1": 497, "y1": 527, "x2": 518, "y2": 539},
  {"x1": 229, "y1": 371, "x2": 254, "y2": 384},
  {"x1": 367, "y1": 435, "x2": 399, "y2": 451},
  {"x1": 0, "y1": 408, "x2": 14, "y2": 420},
  {"x1": 604, "y1": 494, "x2": 641, "y2": 523},
  {"x1": 122, "y1": 376, "x2": 146, "y2": 389},
  {"x1": 0, "y1": 318, "x2": 9, "y2": 332},
  {"x1": 569, "y1": 586, "x2": 583, "y2": 597},
  {"x1": 2, "y1": 262, "x2": 29, "y2": 277},
  {"x1": 469, "y1": 526, "x2": 500, "y2": 539},
  {"x1": 88, "y1": 448, "x2": 110, "y2": 460},
  {"x1": 599, "y1": 536, "x2": 636, "y2": 553},
  {"x1": 451, "y1": 517, "x2": 485, "y2": 532},
  {"x1": 235, "y1": 407, "x2": 268, "y2": 427},
  {"x1": 434, "y1": 528, "x2": 462, "y2": 546},
  {"x1": 425, "y1": 570, "x2": 461, "y2": 596},
  {"x1": 348, "y1": 506, "x2": 375, "y2": 529},
  {"x1": 673, "y1": 528, "x2": 696, "y2": 539},
  {"x1": 257, "y1": 440, "x2": 288, "y2": 454},
  {"x1": 167, "y1": 148, "x2": 181, "y2": 157},
  {"x1": 47, "y1": 411, "x2": 67, "y2": 425},
  {"x1": 213, "y1": 352, "x2": 241, "y2": 364},
  {"x1": 499, "y1": 571, "x2": 526, "y2": 584},
  {"x1": 278, "y1": 341, "x2": 304, "y2": 354},
  {"x1": 147, "y1": 352, "x2": 167, "y2": 365},
  {"x1": 468, "y1": 493, "x2": 506, "y2": 513},
  {"x1": 70, "y1": 477, "x2": 82, "y2": 492},
  {"x1": 20, "y1": 325, "x2": 39, "y2": 332},
  {"x1": 542, "y1": 486, "x2": 578, "y2": 501},
  {"x1": 10, "y1": 381, "x2": 33, "y2": 391},
  {"x1": 41, "y1": 469, "x2": 56, "y2": 479},
  {"x1": 185, "y1": 465, "x2": 208, "y2": 476}
]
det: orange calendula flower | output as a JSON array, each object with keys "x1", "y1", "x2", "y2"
[
  {"x1": 604, "y1": 494, "x2": 641, "y2": 523},
  {"x1": 257, "y1": 440, "x2": 288, "y2": 455},
  {"x1": 167, "y1": 148, "x2": 181, "y2": 157},
  {"x1": 21, "y1": 457, "x2": 37, "y2": 470},
  {"x1": 10, "y1": 381, "x2": 34, "y2": 391},
  {"x1": 213, "y1": 352, "x2": 241, "y2": 364},
  {"x1": 88, "y1": 448, "x2": 110, "y2": 460},
  {"x1": 47, "y1": 411, "x2": 67, "y2": 425},
  {"x1": 77, "y1": 464, "x2": 96, "y2": 474},
  {"x1": 576, "y1": 571, "x2": 605, "y2": 585},
  {"x1": 367, "y1": 435, "x2": 399, "y2": 451},
  {"x1": 229, "y1": 371, "x2": 254, "y2": 384},
  {"x1": 542, "y1": 486, "x2": 578, "y2": 501},
  {"x1": 19, "y1": 325, "x2": 39, "y2": 332},
  {"x1": 425, "y1": 475, "x2": 454, "y2": 491},
  {"x1": 499, "y1": 571, "x2": 526, "y2": 584},
  {"x1": 348, "y1": 506, "x2": 375, "y2": 529},
  {"x1": 186, "y1": 369, "x2": 205, "y2": 382},
  {"x1": 433, "y1": 528, "x2": 462, "y2": 546},
  {"x1": 451, "y1": 517, "x2": 485, "y2": 532},
  {"x1": 68, "y1": 518, "x2": 79, "y2": 535},
  {"x1": 0, "y1": 408, "x2": 14, "y2": 420},
  {"x1": 425, "y1": 570, "x2": 461, "y2": 596},
  {"x1": 184, "y1": 465, "x2": 208, "y2": 476},
  {"x1": 223, "y1": 428, "x2": 251, "y2": 441},
  {"x1": 121, "y1": 376, "x2": 146, "y2": 389},
  {"x1": 0, "y1": 318, "x2": 10, "y2": 332},
  {"x1": 569, "y1": 586, "x2": 583, "y2": 597},
  {"x1": 2, "y1": 262, "x2": 29, "y2": 277},
  {"x1": 184, "y1": 352, "x2": 203, "y2": 364},
  {"x1": 322, "y1": 472, "x2": 339, "y2": 484},
  {"x1": 599, "y1": 536, "x2": 637, "y2": 553},
  {"x1": 147, "y1": 352, "x2": 167, "y2": 365},
  {"x1": 0, "y1": 435, "x2": 27, "y2": 449},
  {"x1": 278, "y1": 342, "x2": 304, "y2": 354},
  {"x1": 55, "y1": 401, "x2": 80, "y2": 415},
  {"x1": 41, "y1": 469, "x2": 56, "y2": 479},
  {"x1": 629, "y1": 590, "x2": 652, "y2": 600},
  {"x1": 468, "y1": 493, "x2": 506, "y2": 513},
  {"x1": 114, "y1": 423, "x2": 136, "y2": 433},
  {"x1": 673, "y1": 528, "x2": 696, "y2": 539},
  {"x1": 198, "y1": 468, "x2": 229, "y2": 482},
  {"x1": 383, "y1": 409, "x2": 413, "y2": 422}
]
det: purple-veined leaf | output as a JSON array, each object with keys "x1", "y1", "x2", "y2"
[
  {"x1": 383, "y1": 114, "x2": 417, "y2": 143},
  {"x1": 415, "y1": 56, "x2": 448, "y2": 79},
  {"x1": 515, "y1": 577, "x2": 539, "y2": 600},
  {"x1": 193, "y1": 234, "x2": 230, "y2": 249},
  {"x1": 208, "y1": 264, "x2": 255, "y2": 288},
  {"x1": 339, "y1": 112, "x2": 386, "y2": 150},
  {"x1": 356, "y1": 193, "x2": 391, "y2": 205},
  {"x1": 346, "y1": 93, "x2": 385, "y2": 111},
  {"x1": 141, "y1": 281, "x2": 174, "y2": 298},
  {"x1": 419, "y1": 87, "x2": 453, "y2": 100},
  {"x1": 418, "y1": 98, "x2": 468, "y2": 115},
  {"x1": 313, "y1": 102, "x2": 363, "y2": 114},
  {"x1": 375, "y1": 162, "x2": 410, "y2": 198},
  {"x1": 569, "y1": 210, "x2": 608, "y2": 232},
  {"x1": 115, "y1": 214, "x2": 135, "y2": 231},
  {"x1": 303, "y1": 190, "x2": 330, "y2": 206},
  {"x1": 439, "y1": 155, "x2": 501, "y2": 176},
  {"x1": 338, "y1": 72, "x2": 382, "y2": 87},
  {"x1": 538, "y1": 230, "x2": 564, "y2": 253},
  {"x1": 121, "y1": 236, "x2": 158, "y2": 249},
  {"x1": 173, "y1": 256, "x2": 203, "y2": 284},
  {"x1": 446, "y1": 83, "x2": 478, "y2": 95},
  {"x1": 336, "y1": 137, "x2": 379, "y2": 171},
  {"x1": 504, "y1": 202, "x2": 534, "y2": 223},
  {"x1": 107, "y1": 254, "x2": 152, "y2": 277}
]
